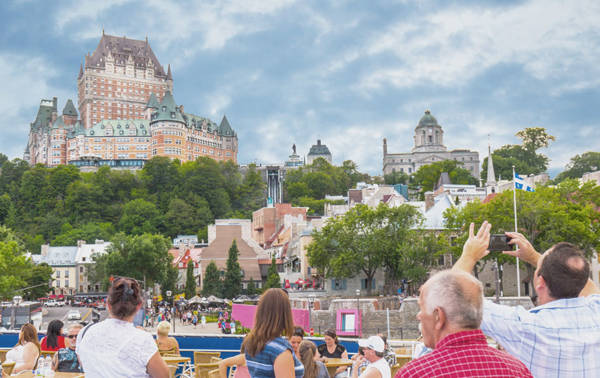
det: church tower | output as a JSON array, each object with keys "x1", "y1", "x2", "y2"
[
  {"x1": 485, "y1": 143, "x2": 497, "y2": 194},
  {"x1": 412, "y1": 110, "x2": 447, "y2": 153}
]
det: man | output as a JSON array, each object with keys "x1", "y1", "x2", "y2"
[
  {"x1": 352, "y1": 335, "x2": 391, "y2": 378},
  {"x1": 397, "y1": 270, "x2": 532, "y2": 377},
  {"x1": 52, "y1": 323, "x2": 83, "y2": 373},
  {"x1": 453, "y1": 221, "x2": 600, "y2": 377}
]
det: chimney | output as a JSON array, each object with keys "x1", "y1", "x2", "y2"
[
  {"x1": 77, "y1": 240, "x2": 85, "y2": 247},
  {"x1": 425, "y1": 192, "x2": 435, "y2": 211},
  {"x1": 41, "y1": 244, "x2": 49, "y2": 256}
]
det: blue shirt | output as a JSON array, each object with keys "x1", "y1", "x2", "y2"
[
  {"x1": 482, "y1": 294, "x2": 600, "y2": 377},
  {"x1": 56, "y1": 347, "x2": 82, "y2": 373},
  {"x1": 245, "y1": 337, "x2": 304, "y2": 378}
]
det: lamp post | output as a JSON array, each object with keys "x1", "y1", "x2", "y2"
[
  {"x1": 308, "y1": 294, "x2": 315, "y2": 331},
  {"x1": 10, "y1": 295, "x2": 22, "y2": 330},
  {"x1": 355, "y1": 289, "x2": 360, "y2": 336}
]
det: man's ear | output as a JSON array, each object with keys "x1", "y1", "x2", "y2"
[
  {"x1": 434, "y1": 308, "x2": 446, "y2": 331},
  {"x1": 536, "y1": 275, "x2": 547, "y2": 293}
]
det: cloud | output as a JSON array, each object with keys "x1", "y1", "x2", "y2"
[{"x1": 0, "y1": 54, "x2": 72, "y2": 159}]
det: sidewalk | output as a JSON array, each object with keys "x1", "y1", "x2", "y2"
[{"x1": 143, "y1": 319, "x2": 226, "y2": 335}]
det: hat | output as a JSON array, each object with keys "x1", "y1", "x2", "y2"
[{"x1": 358, "y1": 336, "x2": 385, "y2": 353}]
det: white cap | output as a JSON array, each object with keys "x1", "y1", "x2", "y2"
[{"x1": 358, "y1": 336, "x2": 385, "y2": 353}]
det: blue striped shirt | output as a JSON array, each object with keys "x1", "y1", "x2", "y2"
[
  {"x1": 245, "y1": 337, "x2": 304, "y2": 378},
  {"x1": 482, "y1": 294, "x2": 600, "y2": 377}
]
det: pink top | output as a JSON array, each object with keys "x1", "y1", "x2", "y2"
[{"x1": 234, "y1": 365, "x2": 250, "y2": 378}]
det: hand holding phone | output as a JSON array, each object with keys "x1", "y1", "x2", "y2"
[{"x1": 488, "y1": 234, "x2": 512, "y2": 252}]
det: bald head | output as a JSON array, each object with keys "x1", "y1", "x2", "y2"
[
  {"x1": 423, "y1": 270, "x2": 483, "y2": 329},
  {"x1": 538, "y1": 242, "x2": 589, "y2": 299}
]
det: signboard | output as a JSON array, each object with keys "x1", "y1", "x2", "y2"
[{"x1": 166, "y1": 291, "x2": 172, "y2": 297}]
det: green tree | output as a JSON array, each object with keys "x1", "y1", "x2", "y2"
[
  {"x1": 222, "y1": 240, "x2": 243, "y2": 299},
  {"x1": 553, "y1": 152, "x2": 600, "y2": 183},
  {"x1": 246, "y1": 278, "x2": 257, "y2": 295},
  {"x1": 235, "y1": 164, "x2": 266, "y2": 217},
  {"x1": 202, "y1": 261, "x2": 222, "y2": 296},
  {"x1": 264, "y1": 257, "x2": 281, "y2": 289},
  {"x1": 185, "y1": 262, "x2": 197, "y2": 299},
  {"x1": 384, "y1": 171, "x2": 409, "y2": 185},
  {"x1": 23, "y1": 263, "x2": 53, "y2": 300},
  {"x1": 0, "y1": 226, "x2": 32, "y2": 299},
  {"x1": 412, "y1": 160, "x2": 477, "y2": 199},
  {"x1": 118, "y1": 199, "x2": 161, "y2": 235},
  {"x1": 161, "y1": 265, "x2": 179, "y2": 299}
]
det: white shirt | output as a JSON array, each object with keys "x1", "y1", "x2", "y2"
[
  {"x1": 76, "y1": 318, "x2": 158, "y2": 378},
  {"x1": 5, "y1": 344, "x2": 26, "y2": 365},
  {"x1": 361, "y1": 357, "x2": 391, "y2": 378}
]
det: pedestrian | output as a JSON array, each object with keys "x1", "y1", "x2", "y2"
[
  {"x1": 201, "y1": 315, "x2": 206, "y2": 328},
  {"x1": 192, "y1": 314, "x2": 198, "y2": 328}
]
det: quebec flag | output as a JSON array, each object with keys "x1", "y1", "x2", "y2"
[{"x1": 514, "y1": 173, "x2": 535, "y2": 192}]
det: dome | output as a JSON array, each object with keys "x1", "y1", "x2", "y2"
[{"x1": 417, "y1": 110, "x2": 439, "y2": 128}]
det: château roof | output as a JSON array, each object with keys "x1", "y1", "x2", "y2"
[
  {"x1": 146, "y1": 92, "x2": 159, "y2": 109},
  {"x1": 152, "y1": 91, "x2": 185, "y2": 123},
  {"x1": 62, "y1": 99, "x2": 78, "y2": 117},
  {"x1": 85, "y1": 119, "x2": 150, "y2": 137},
  {"x1": 218, "y1": 115, "x2": 235, "y2": 137},
  {"x1": 86, "y1": 33, "x2": 166, "y2": 77},
  {"x1": 31, "y1": 98, "x2": 57, "y2": 131},
  {"x1": 417, "y1": 110, "x2": 439, "y2": 128},
  {"x1": 308, "y1": 140, "x2": 331, "y2": 156}
]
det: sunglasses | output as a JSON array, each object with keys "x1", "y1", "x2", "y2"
[{"x1": 67, "y1": 335, "x2": 78, "y2": 339}]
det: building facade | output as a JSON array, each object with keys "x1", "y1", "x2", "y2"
[
  {"x1": 306, "y1": 140, "x2": 332, "y2": 165},
  {"x1": 383, "y1": 110, "x2": 480, "y2": 177},
  {"x1": 24, "y1": 33, "x2": 238, "y2": 168}
]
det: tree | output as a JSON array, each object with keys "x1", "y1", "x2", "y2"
[
  {"x1": 0, "y1": 226, "x2": 33, "y2": 299},
  {"x1": 384, "y1": 171, "x2": 409, "y2": 185},
  {"x1": 23, "y1": 263, "x2": 53, "y2": 300},
  {"x1": 185, "y1": 262, "x2": 197, "y2": 299},
  {"x1": 246, "y1": 278, "x2": 257, "y2": 295},
  {"x1": 308, "y1": 203, "x2": 427, "y2": 295},
  {"x1": 202, "y1": 261, "x2": 222, "y2": 296},
  {"x1": 553, "y1": 152, "x2": 600, "y2": 183},
  {"x1": 264, "y1": 257, "x2": 281, "y2": 289},
  {"x1": 235, "y1": 164, "x2": 266, "y2": 217},
  {"x1": 481, "y1": 127, "x2": 555, "y2": 182},
  {"x1": 412, "y1": 160, "x2": 477, "y2": 199},
  {"x1": 118, "y1": 199, "x2": 161, "y2": 235},
  {"x1": 222, "y1": 240, "x2": 242, "y2": 299}
]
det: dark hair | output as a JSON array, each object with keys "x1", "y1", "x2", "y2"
[
  {"x1": 539, "y1": 242, "x2": 590, "y2": 299},
  {"x1": 46, "y1": 319, "x2": 64, "y2": 348},
  {"x1": 324, "y1": 329, "x2": 339, "y2": 344},
  {"x1": 241, "y1": 288, "x2": 294, "y2": 357},
  {"x1": 108, "y1": 277, "x2": 142, "y2": 319},
  {"x1": 293, "y1": 326, "x2": 305, "y2": 338}
]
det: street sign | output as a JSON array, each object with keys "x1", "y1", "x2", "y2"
[{"x1": 166, "y1": 291, "x2": 172, "y2": 297}]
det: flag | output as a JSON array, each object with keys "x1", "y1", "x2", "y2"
[{"x1": 514, "y1": 173, "x2": 535, "y2": 192}]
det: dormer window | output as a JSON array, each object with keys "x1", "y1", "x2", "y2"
[{"x1": 162, "y1": 106, "x2": 166, "y2": 112}]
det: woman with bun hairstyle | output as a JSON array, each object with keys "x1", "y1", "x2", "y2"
[
  {"x1": 76, "y1": 277, "x2": 169, "y2": 378},
  {"x1": 242, "y1": 288, "x2": 304, "y2": 378}
]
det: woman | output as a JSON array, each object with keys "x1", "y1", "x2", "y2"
[
  {"x1": 317, "y1": 330, "x2": 348, "y2": 377},
  {"x1": 5, "y1": 323, "x2": 40, "y2": 373},
  {"x1": 76, "y1": 277, "x2": 169, "y2": 378},
  {"x1": 299, "y1": 340, "x2": 328, "y2": 378},
  {"x1": 242, "y1": 288, "x2": 304, "y2": 378},
  {"x1": 40, "y1": 319, "x2": 66, "y2": 351},
  {"x1": 289, "y1": 327, "x2": 304, "y2": 357},
  {"x1": 156, "y1": 321, "x2": 180, "y2": 356}
]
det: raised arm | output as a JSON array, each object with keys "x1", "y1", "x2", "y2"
[{"x1": 452, "y1": 221, "x2": 491, "y2": 274}]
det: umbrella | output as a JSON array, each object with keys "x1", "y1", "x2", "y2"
[{"x1": 207, "y1": 295, "x2": 224, "y2": 304}]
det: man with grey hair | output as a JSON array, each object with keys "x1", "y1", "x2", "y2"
[
  {"x1": 52, "y1": 323, "x2": 83, "y2": 373},
  {"x1": 396, "y1": 270, "x2": 532, "y2": 377}
]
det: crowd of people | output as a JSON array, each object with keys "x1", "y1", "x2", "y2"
[{"x1": 2, "y1": 222, "x2": 598, "y2": 377}]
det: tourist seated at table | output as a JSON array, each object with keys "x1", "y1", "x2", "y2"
[
  {"x1": 317, "y1": 329, "x2": 348, "y2": 377},
  {"x1": 377, "y1": 335, "x2": 395, "y2": 367},
  {"x1": 76, "y1": 276, "x2": 170, "y2": 378},
  {"x1": 218, "y1": 354, "x2": 250, "y2": 378},
  {"x1": 351, "y1": 336, "x2": 391, "y2": 378},
  {"x1": 299, "y1": 340, "x2": 328, "y2": 378},
  {"x1": 156, "y1": 321, "x2": 180, "y2": 356},
  {"x1": 40, "y1": 319, "x2": 66, "y2": 351},
  {"x1": 350, "y1": 347, "x2": 368, "y2": 376},
  {"x1": 5, "y1": 323, "x2": 40, "y2": 373},
  {"x1": 289, "y1": 326, "x2": 304, "y2": 357},
  {"x1": 52, "y1": 323, "x2": 83, "y2": 373},
  {"x1": 242, "y1": 288, "x2": 304, "y2": 378},
  {"x1": 396, "y1": 270, "x2": 532, "y2": 377}
]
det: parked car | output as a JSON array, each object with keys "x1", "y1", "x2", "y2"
[
  {"x1": 67, "y1": 310, "x2": 81, "y2": 320},
  {"x1": 56, "y1": 300, "x2": 65, "y2": 307},
  {"x1": 45, "y1": 300, "x2": 58, "y2": 307}
]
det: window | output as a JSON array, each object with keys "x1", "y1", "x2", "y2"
[
  {"x1": 360, "y1": 278, "x2": 376, "y2": 290},
  {"x1": 65, "y1": 279, "x2": 69, "y2": 287},
  {"x1": 331, "y1": 278, "x2": 347, "y2": 290},
  {"x1": 56, "y1": 271, "x2": 61, "y2": 278},
  {"x1": 65, "y1": 271, "x2": 69, "y2": 278}
]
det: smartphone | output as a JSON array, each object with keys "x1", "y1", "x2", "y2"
[{"x1": 488, "y1": 234, "x2": 512, "y2": 252}]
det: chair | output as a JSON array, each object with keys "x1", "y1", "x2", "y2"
[
  {"x1": 40, "y1": 350, "x2": 56, "y2": 359},
  {"x1": 195, "y1": 362, "x2": 220, "y2": 378},
  {"x1": 390, "y1": 363, "x2": 402, "y2": 377},
  {"x1": 0, "y1": 348, "x2": 9, "y2": 363},
  {"x1": 2, "y1": 361, "x2": 15, "y2": 376},
  {"x1": 210, "y1": 357, "x2": 222, "y2": 363},
  {"x1": 208, "y1": 368, "x2": 221, "y2": 378},
  {"x1": 194, "y1": 351, "x2": 221, "y2": 365},
  {"x1": 227, "y1": 364, "x2": 237, "y2": 378}
]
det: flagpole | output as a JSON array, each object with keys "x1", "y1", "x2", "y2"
[{"x1": 512, "y1": 165, "x2": 521, "y2": 297}]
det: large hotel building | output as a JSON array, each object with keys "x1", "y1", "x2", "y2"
[{"x1": 25, "y1": 33, "x2": 238, "y2": 169}]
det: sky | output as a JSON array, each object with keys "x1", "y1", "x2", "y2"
[{"x1": 1, "y1": 0, "x2": 599, "y2": 177}]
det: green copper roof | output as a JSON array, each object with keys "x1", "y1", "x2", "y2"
[
  {"x1": 62, "y1": 99, "x2": 78, "y2": 117},
  {"x1": 308, "y1": 140, "x2": 331, "y2": 156},
  {"x1": 31, "y1": 98, "x2": 57, "y2": 130},
  {"x1": 85, "y1": 119, "x2": 150, "y2": 137},
  {"x1": 183, "y1": 113, "x2": 218, "y2": 133},
  {"x1": 417, "y1": 110, "x2": 439, "y2": 128},
  {"x1": 218, "y1": 115, "x2": 235, "y2": 136},
  {"x1": 146, "y1": 92, "x2": 159, "y2": 109},
  {"x1": 151, "y1": 91, "x2": 185, "y2": 124},
  {"x1": 67, "y1": 121, "x2": 85, "y2": 137},
  {"x1": 52, "y1": 116, "x2": 65, "y2": 129}
]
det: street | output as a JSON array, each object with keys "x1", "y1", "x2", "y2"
[{"x1": 41, "y1": 305, "x2": 109, "y2": 331}]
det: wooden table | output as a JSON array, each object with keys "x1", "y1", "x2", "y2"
[
  {"x1": 324, "y1": 358, "x2": 353, "y2": 377},
  {"x1": 163, "y1": 355, "x2": 193, "y2": 378}
]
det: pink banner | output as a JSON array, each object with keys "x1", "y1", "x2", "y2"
[{"x1": 232, "y1": 304, "x2": 310, "y2": 331}]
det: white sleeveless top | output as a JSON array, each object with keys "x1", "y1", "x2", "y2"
[
  {"x1": 76, "y1": 318, "x2": 158, "y2": 378},
  {"x1": 5, "y1": 344, "x2": 26, "y2": 365},
  {"x1": 362, "y1": 358, "x2": 391, "y2": 378}
]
